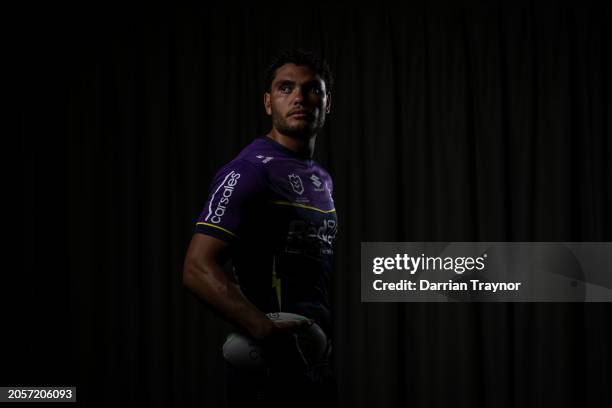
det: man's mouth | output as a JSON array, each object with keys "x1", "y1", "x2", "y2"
[{"x1": 289, "y1": 110, "x2": 312, "y2": 119}]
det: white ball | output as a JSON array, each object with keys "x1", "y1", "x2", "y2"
[{"x1": 222, "y1": 312, "x2": 327, "y2": 372}]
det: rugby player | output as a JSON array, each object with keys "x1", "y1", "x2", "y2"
[{"x1": 183, "y1": 49, "x2": 338, "y2": 407}]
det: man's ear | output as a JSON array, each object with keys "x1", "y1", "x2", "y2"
[
  {"x1": 325, "y1": 92, "x2": 332, "y2": 114},
  {"x1": 264, "y1": 92, "x2": 272, "y2": 116}
]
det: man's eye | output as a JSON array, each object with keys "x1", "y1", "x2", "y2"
[
  {"x1": 280, "y1": 85, "x2": 292, "y2": 93},
  {"x1": 311, "y1": 88, "x2": 322, "y2": 95}
]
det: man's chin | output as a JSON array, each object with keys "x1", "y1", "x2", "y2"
[{"x1": 280, "y1": 124, "x2": 317, "y2": 140}]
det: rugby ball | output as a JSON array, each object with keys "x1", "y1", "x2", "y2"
[{"x1": 222, "y1": 312, "x2": 327, "y2": 372}]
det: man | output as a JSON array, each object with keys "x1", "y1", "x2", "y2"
[{"x1": 183, "y1": 49, "x2": 338, "y2": 407}]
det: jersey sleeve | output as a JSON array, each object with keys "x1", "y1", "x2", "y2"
[{"x1": 194, "y1": 159, "x2": 266, "y2": 242}]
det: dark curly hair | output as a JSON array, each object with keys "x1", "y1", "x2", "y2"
[{"x1": 264, "y1": 49, "x2": 334, "y2": 93}]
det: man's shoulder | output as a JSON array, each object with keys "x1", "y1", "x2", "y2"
[
  {"x1": 210, "y1": 138, "x2": 273, "y2": 185},
  {"x1": 232, "y1": 137, "x2": 278, "y2": 168}
]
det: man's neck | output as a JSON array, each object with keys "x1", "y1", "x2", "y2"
[{"x1": 266, "y1": 129, "x2": 316, "y2": 158}]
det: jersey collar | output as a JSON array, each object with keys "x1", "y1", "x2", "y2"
[{"x1": 259, "y1": 135, "x2": 314, "y2": 162}]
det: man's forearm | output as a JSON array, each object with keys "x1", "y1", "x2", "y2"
[{"x1": 182, "y1": 261, "x2": 272, "y2": 338}]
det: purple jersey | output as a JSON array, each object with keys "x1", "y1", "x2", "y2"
[{"x1": 195, "y1": 136, "x2": 338, "y2": 337}]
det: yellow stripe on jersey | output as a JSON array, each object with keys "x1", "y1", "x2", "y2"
[
  {"x1": 195, "y1": 222, "x2": 236, "y2": 237},
  {"x1": 270, "y1": 200, "x2": 336, "y2": 214}
]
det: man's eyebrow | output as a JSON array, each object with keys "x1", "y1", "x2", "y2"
[
  {"x1": 275, "y1": 79, "x2": 322, "y2": 87},
  {"x1": 275, "y1": 79, "x2": 295, "y2": 87}
]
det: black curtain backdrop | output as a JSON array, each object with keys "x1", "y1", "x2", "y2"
[{"x1": 10, "y1": 3, "x2": 611, "y2": 408}]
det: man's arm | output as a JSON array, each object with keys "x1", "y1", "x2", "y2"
[{"x1": 182, "y1": 233, "x2": 307, "y2": 339}]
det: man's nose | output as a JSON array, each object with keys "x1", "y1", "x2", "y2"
[{"x1": 292, "y1": 86, "x2": 306, "y2": 103}]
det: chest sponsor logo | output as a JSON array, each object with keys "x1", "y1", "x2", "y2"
[
  {"x1": 288, "y1": 173, "x2": 304, "y2": 195},
  {"x1": 310, "y1": 174, "x2": 325, "y2": 192},
  {"x1": 287, "y1": 218, "x2": 338, "y2": 250}
]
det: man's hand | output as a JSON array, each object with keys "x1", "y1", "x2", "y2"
[
  {"x1": 257, "y1": 318, "x2": 314, "y2": 376},
  {"x1": 250, "y1": 315, "x2": 313, "y2": 339}
]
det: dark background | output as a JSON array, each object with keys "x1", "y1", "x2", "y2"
[{"x1": 9, "y1": 3, "x2": 611, "y2": 407}]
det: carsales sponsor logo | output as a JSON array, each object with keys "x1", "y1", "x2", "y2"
[{"x1": 205, "y1": 171, "x2": 241, "y2": 224}]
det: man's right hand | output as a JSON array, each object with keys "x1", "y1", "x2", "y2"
[
  {"x1": 255, "y1": 317, "x2": 314, "y2": 375},
  {"x1": 250, "y1": 316, "x2": 313, "y2": 339}
]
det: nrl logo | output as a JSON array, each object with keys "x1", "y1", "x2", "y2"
[{"x1": 288, "y1": 173, "x2": 304, "y2": 195}]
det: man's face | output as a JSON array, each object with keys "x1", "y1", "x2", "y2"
[{"x1": 264, "y1": 63, "x2": 331, "y2": 139}]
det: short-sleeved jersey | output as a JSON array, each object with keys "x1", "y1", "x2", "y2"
[{"x1": 195, "y1": 136, "x2": 338, "y2": 337}]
